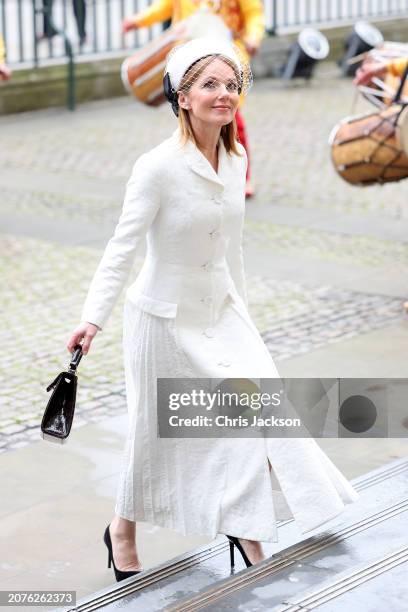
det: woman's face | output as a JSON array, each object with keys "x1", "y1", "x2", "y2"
[{"x1": 178, "y1": 58, "x2": 240, "y2": 127}]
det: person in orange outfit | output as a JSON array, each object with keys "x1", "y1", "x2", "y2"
[
  {"x1": 354, "y1": 55, "x2": 408, "y2": 86},
  {"x1": 122, "y1": 0, "x2": 265, "y2": 197}
]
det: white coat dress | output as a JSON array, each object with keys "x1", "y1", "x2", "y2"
[{"x1": 81, "y1": 128, "x2": 359, "y2": 543}]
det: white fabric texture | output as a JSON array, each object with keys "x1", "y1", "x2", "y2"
[{"x1": 81, "y1": 128, "x2": 359, "y2": 542}]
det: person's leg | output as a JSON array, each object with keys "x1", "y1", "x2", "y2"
[
  {"x1": 235, "y1": 109, "x2": 250, "y2": 179},
  {"x1": 42, "y1": 0, "x2": 58, "y2": 37},
  {"x1": 73, "y1": 0, "x2": 87, "y2": 42},
  {"x1": 109, "y1": 515, "x2": 143, "y2": 571},
  {"x1": 235, "y1": 537, "x2": 266, "y2": 564},
  {"x1": 235, "y1": 109, "x2": 255, "y2": 197},
  {"x1": 234, "y1": 458, "x2": 273, "y2": 565}
]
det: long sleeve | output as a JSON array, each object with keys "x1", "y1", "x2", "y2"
[
  {"x1": 238, "y1": 0, "x2": 265, "y2": 44},
  {"x1": 389, "y1": 57, "x2": 408, "y2": 78},
  {"x1": 226, "y1": 215, "x2": 248, "y2": 308},
  {"x1": 132, "y1": 0, "x2": 173, "y2": 28},
  {"x1": 81, "y1": 154, "x2": 161, "y2": 330},
  {"x1": 226, "y1": 147, "x2": 249, "y2": 308}
]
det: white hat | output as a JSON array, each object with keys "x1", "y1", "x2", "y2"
[{"x1": 165, "y1": 37, "x2": 243, "y2": 92}]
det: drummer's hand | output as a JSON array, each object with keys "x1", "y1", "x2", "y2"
[
  {"x1": 353, "y1": 61, "x2": 387, "y2": 86},
  {"x1": 122, "y1": 16, "x2": 139, "y2": 34},
  {"x1": 243, "y1": 36, "x2": 260, "y2": 57},
  {"x1": 0, "y1": 62, "x2": 12, "y2": 81},
  {"x1": 67, "y1": 322, "x2": 100, "y2": 355}
]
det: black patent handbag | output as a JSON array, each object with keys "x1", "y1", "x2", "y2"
[{"x1": 41, "y1": 345, "x2": 83, "y2": 444}]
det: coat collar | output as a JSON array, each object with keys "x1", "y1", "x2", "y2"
[{"x1": 171, "y1": 127, "x2": 227, "y2": 187}]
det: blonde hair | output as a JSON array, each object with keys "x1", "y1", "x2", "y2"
[{"x1": 177, "y1": 55, "x2": 243, "y2": 157}]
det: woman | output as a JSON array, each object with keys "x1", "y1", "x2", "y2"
[
  {"x1": 122, "y1": 0, "x2": 264, "y2": 196},
  {"x1": 67, "y1": 37, "x2": 359, "y2": 582}
]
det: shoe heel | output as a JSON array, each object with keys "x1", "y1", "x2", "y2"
[
  {"x1": 226, "y1": 534, "x2": 253, "y2": 569},
  {"x1": 229, "y1": 540, "x2": 235, "y2": 569}
]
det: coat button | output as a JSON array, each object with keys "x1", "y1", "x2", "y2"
[
  {"x1": 201, "y1": 261, "x2": 213, "y2": 271},
  {"x1": 218, "y1": 360, "x2": 231, "y2": 367},
  {"x1": 211, "y1": 196, "x2": 222, "y2": 205},
  {"x1": 209, "y1": 229, "x2": 220, "y2": 238},
  {"x1": 203, "y1": 328, "x2": 215, "y2": 338},
  {"x1": 200, "y1": 296, "x2": 213, "y2": 305}
]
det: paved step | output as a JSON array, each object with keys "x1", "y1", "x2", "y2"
[
  {"x1": 59, "y1": 457, "x2": 408, "y2": 611},
  {"x1": 247, "y1": 202, "x2": 408, "y2": 244}
]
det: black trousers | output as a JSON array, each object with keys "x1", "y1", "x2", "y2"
[
  {"x1": 42, "y1": 1, "x2": 86, "y2": 40},
  {"x1": 73, "y1": 0, "x2": 86, "y2": 40},
  {"x1": 42, "y1": 0, "x2": 58, "y2": 37}
]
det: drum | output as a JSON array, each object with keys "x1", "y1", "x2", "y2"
[
  {"x1": 121, "y1": 10, "x2": 231, "y2": 106},
  {"x1": 329, "y1": 104, "x2": 408, "y2": 186}
]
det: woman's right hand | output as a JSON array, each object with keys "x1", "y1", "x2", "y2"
[{"x1": 67, "y1": 322, "x2": 100, "y2": 356}]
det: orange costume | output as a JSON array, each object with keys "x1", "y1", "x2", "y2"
[
  {"x1": 388, "y1": 56, "x2": 408, "y2": 77},
  {"x1": 132, "y1": 0, "x2": 265, "y2": 65},
  {"x1": 0, "y1": 35, "x2": 5, "y2": 64},
  {"x1": 128, "y1": 0, "x2": 266, "y2": 187},
  {"x1": 381, "y1": 56, "x2": 408, "y2": 105}
]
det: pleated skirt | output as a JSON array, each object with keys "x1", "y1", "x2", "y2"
[{"x1": 114, "y1": 293, "x2": 359, "y2": 542}]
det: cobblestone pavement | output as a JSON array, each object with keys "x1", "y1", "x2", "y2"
[
  {"x1": 245, "y1": 218, "x2": 408, "y2": 267},
  {"x1": 1, "y1": 65, "x2": 408, "y2": 453}
]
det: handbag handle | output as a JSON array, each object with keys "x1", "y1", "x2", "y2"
[
  {"x1": 69, "y1": 344, "x2": 83, "y2": 372},
  {"x1": 46, "y1": 345, "x2": 83, "y2": 392}
]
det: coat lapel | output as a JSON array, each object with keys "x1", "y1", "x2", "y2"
[{"x1": 172, "y1": 128, "x2": 226, "y2": 188}]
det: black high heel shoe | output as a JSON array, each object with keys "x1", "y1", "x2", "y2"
[
  {"x1": 103, "y1": 524, "x2": 143, "y2": 582},
  {"x1": 226, "y1": 534, "x2": 253, "y2": 569}
]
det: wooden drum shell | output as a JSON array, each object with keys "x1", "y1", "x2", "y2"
[
  {"x1": 330, "y1": 105, "x2": 408, "y2": 186},
  {"x1": 121, "y1": 24, "x2": 187, "y2": 106}
]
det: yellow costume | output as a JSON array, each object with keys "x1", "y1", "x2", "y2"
[
  {"x1": 0, "y1": 35, "x2": 5, "y2": 65},
  {"x1": 388, "y1": 56, "x2": 408, "y2": 77},
  {"x1": 132, "y1": 0, "x2": 265, "y2": 64}
]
